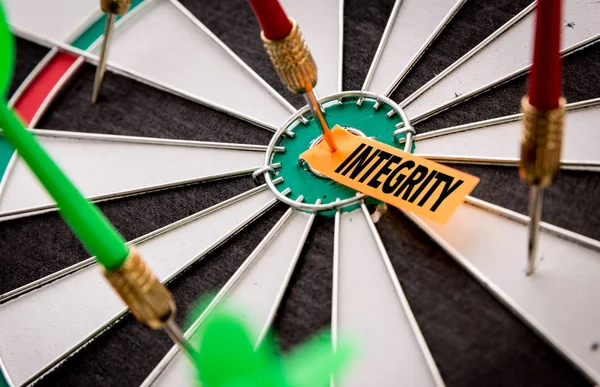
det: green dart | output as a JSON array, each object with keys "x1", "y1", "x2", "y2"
[
  {"x1": 186, "y1": 300, "x2": 355, "y2": 387},
  {"x1": 0, "y1": 1, "x2": 127, "y2": 270},
  {"x1": 0, "y1": 0, "x2": 193, "y2": 351}
]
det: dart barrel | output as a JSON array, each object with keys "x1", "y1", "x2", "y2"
[
  {"x1": 261, "y1": 18, "x2": 318, "y2": 94},
  {"x1": 103, "y1": 247, "x2": 176, "y2": 329},
  {"x1": 519, "y1": 96, "x2": 565, "y2": 188},
  {"x1": 100, "y1": 0, "x2": 132, "y2": 15}
]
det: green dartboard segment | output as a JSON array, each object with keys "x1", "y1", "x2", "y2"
[
  {"x1": 0, "y1": 0, "x2": 129, "y2": 270},
  {"x1": 271, "y1": 97, "x2": 415, "y2": 215},
  {"x1": 71, "y1": 0, "x2": 147, "y2": 50},
  {"x1": 0, "y1": 136, "x2": 13, "y2": 181}
]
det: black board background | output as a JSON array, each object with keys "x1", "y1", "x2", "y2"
[{"x1": 3, "y1": 0, "x2": 600, "y2": 385}]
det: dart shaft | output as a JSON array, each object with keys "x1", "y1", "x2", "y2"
[
  {"x1": 92, "y1": 13, "x2": 116, "y2": 103},
  {"x1": 163, "y1": 320, "x2": 199, "y2": 359},
  {"x1": 519, "y1": 98, "x2": 564, "y2": 275},
  {"x1": 260, "y1": 17, "x2": 337, "y2": 152},
  {"x1": 526, "y1": 186, "x2": 543, "y2": 275},
  {"x1": 304, "y1": 90, "x2": 336, "y2": 152},
  {"x1": 0, "y1": 104, "x2": 129, "y2": 269},
  {"x1": 92, "y1": 0, "x2": 132, "y2": 102}
]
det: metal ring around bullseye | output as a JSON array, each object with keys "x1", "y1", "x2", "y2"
[
  {"x1": 252, "y1": 164, "x2": 279, "y2": 184},
  {"x1": 262, "y1": 91, "x2": 415, "y2": 213}
]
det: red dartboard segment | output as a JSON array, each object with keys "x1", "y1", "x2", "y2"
[{"x1": 12, "y1": 52, "x2": 78, "y2": 125}]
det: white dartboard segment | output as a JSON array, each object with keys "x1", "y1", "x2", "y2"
[
  {"x1": 143, "y1": 207, "x2": 316, "y2": 387},
  {"x1": 0, "y1": 186, "x2": 279, "y2": 386},
  {"x1": 4, "y1": 0, "x2": 97, "y2": 42},
  {"x1": 333, "y1": 205, "x2": 444, "y2": 387},
  {"x1": 414, "y1": 99, "x2": 600, "y2": 171},
  {"x1": 407, "y1": 198, "x2": 600, "y2": 384},
  {"x1": 101, "y1": 0, "x2": 293, "y2": 130},
  {"x1": 365, "y1": 0, "x2": 466, "y2": 96},
  {"x1": 280, "y1": 0, "x2": 342, "y2": 96},
  {"x1": 403, "y1": 1, "x2": 600, "y2": 122},
  {"x1": 0, "y1": 130, "x2": 267, "y2": 219}
]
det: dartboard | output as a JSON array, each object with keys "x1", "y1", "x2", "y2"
[{"x1": 1, "y1": 0, "x2": 599, "y2": 386}]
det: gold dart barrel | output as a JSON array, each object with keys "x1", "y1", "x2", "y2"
[
  {"x1": 519, "y1": 96, "x2": 565, "y2": 188},
  {"x1": 101, "y1": 0, "x2": 131, "y2": 15},
  {"x1": 103, "y1": 246, "x2": 175, "y2": 329},
  {"x1": 261, "y1": 18, "x2": 317, "y2": 94}
]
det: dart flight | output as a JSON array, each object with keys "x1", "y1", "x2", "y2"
[{"x1": 302, "y1": 126, "x2": 479, "y2": 224}]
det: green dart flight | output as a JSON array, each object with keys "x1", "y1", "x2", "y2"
[{"x1": 186, "y1": 300, "x2": 355, "y2": 387}]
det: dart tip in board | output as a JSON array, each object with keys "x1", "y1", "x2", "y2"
[{"x1": 92, "y1": 13, "x2": 117, "y2": 104}]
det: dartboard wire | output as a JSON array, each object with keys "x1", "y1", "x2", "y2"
[
  {"x1": 359, "y1": 0, "x2": 403, "y2": 94},
  {"x1": 359, "y1": 201, "x2": 445, "y2": 386},
  {"x1": 462, "y1": 196, "x2": 600, "y2": 251},
  {"x1": 0, "y1": 1, "x2": 154, "y2": 217},
  {"x1": 412, "y1": 96, "x2": 600, "y2": 144},
  {"x1": 397, "y1": 1, "x2": 536, "y2": 109},
  {"x1": 141, "y1": 197, "x2": 315, "y2": 387},
  {"x1": 7, "y1": 47, "x2": 59, "y2": 107},
  {"x1": 331, "y1": 202, "x2": 341, "y2": 353},
  {"x1": 378, "y1": 0, "x2": 466, "y2": 99},
  {"x1": 0, "y1": 180, "x2": 283, "y2": 304},
  {"x1": 4, "y1": 1, "x2": 151, "y2": 125},
  {"x1": 408, "y1": 32, "x2": 600, "y2": 125},
  {"x1": 360, "y1": 0, "x2": 466, "y2": 99},
  {"x1": 10, "y1": 16, "x2": 292, "y2": 135},
  {"x1": 337, "y1": 0, "x2": 344, "y2": 93},
  {"x1": 27, "y1": 56, "x2": 86, "y2": 127},
  {"x1": 168, "y1": 0, "x2": 296, "y2": 116},
  {"x1": 402, "y1": 97, "x2": 600, "y2": 172},
  {"x1": 410, "y1": 97, "x2": 600, "y2": 143},
  {"x1": 0, "y1": 356, "x2": 13, "y2": 387},
  {"x1": 404, "y1": 198, "x2": 600, "y2": 384},
  {"x1": 417, "y1": 157, "x2": 600, "y2": 172},
  {"x1": 254, "y1": 201, "x2": 318, "y2": 346},
  {"x1": 0, "y1": 129, "x2": 283, "y2": 221},
  {"x1": 0, "y1": 184, "x2": 288, "y2": 386},
  {"x1": 22, "y1": 0, "x2": 155, "y2": 128},
  {"x1": 8, "y1": 0, "x2": 151, "y2": 108},
  {"x1": 26, "y1": 128, "x2": 286, "y2": 151}
]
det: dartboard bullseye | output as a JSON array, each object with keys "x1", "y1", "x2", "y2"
[
  {"x1": 264, "y1": 91, "x2": 414, "y2": 214},
  {"x1": 0, "y1": 0, "x2": 600, "y2": 386}
]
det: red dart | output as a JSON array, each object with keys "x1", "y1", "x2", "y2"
[
  {"x1": 527, "y1": 0, "x2": 562, "y2": 110},
  {"x1": 248, "y1": 0, "x2": 293, "y2": 40},
  {"x1": 248, "y1": 0, "x2": 338, "y2": 152},
  {"x1": 520, "y1": 0, "x2": 565, "y2": 276}
]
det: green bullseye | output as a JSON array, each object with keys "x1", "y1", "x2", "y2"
[{"x1": 270, "y1": 94, "x2": 415, "y2": 215}]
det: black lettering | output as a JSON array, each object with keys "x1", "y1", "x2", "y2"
[
  {"x1": 367, "y1": 155, "x2": 401, "y2": 189},
  {"x1": 335, "y1": 143, "x2": 366, "y2": 173},
  {"x1": 340, "y1": 146, "x2": 379, "y2": 180},
  {"x1": 408, "y1": 170, "x2": 437, "y2": 203},
  {"x1": 394, "y1": 165, "x2": 429, "y2": 199},
  {"x1": 382, "y1": 160, "x2": 414, "y2": 194},
  {"x1": 358, "y1": 151, "x2": 391, "y2": 183},
  {"x1": 430, "y1": 173, "x2": 464, "y2": 212},
  {"x1": 417, "y1": 174, "x2": 443, "y2": 207}
]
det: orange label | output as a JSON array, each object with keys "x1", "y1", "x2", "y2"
[{"x1": 301, "y1": 126, "x2": 479, "y2": 224}]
